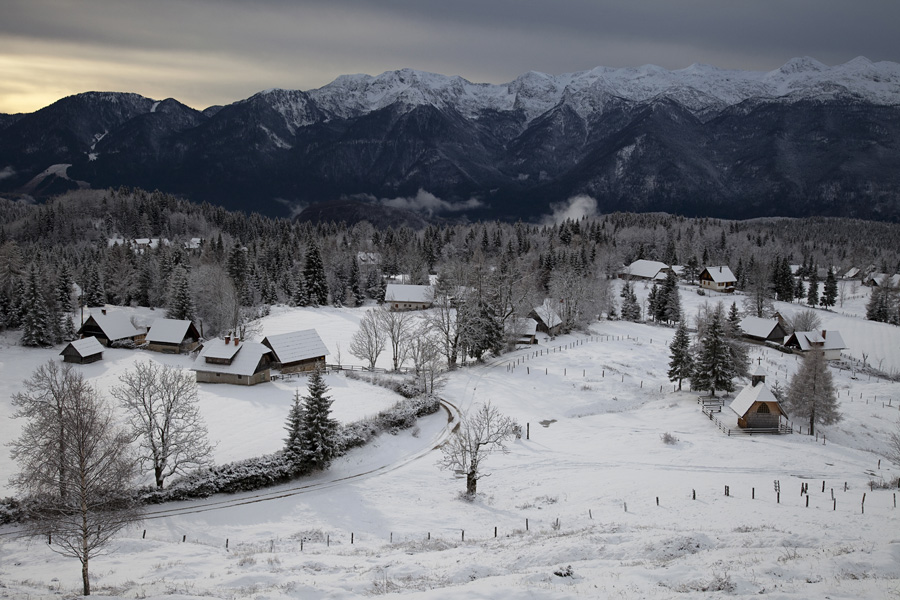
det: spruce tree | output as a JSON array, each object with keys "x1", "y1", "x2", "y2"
[
  {"x1": 165, "y1": 265, "x2": 195, "y2": 321},
  {"x1": 20, "y1": 265, "x2": 54, "y2": 347},
  {"x1": 82, "y1": 262, "x2": 106, "y2": 307},
  {"x1": 620, "y1": 282, "x2": 641, "y2": 321},
  {"x1": 821, "y1": 269, "x2": 838, "y2": 309},
  {"x1": 661, "y1": 269, "x2": 681, "y2": 324},
  {"x1": 300, "y1": 366, "x2": 339, "y2": 470},
  {"x1": 692, "y1": 305, "x2": 736, "y2": 397},
  {"x1": 667, "y1": 317, "x2": 693, "y2": 391},
  {"x1": 284, "y1": 388, "x2": 306, "y2": 467},
  {"x1": 806, "y1": 267, "x2": 819, "y2": 306},
  {"x1": 303, "y1": 241, "x2": 329, "y2": 306},
  {"x1": 784, "y1": 350, "x2": 840, "y2": 436}
]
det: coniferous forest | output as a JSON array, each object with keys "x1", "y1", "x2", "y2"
[{"x1": 1, "y1": 187, "x2": 900, "y2": 350}]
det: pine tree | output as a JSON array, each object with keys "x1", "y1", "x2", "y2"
[
  {"x1": 648, "y1": 284, "x2": 660, "y2": 321},
  {"x1": 660, "y1": 269, "x2": 681, "y2": 324},
  {"x1": 165, "y1": 265, "x2": 195, "y2": 321},
  {"x1": 293, "y1": 272, "x2": 309, "y2": 307},
  {"x1": 806, "y1": 267, "x2": 819, "y2": 306},
  {"x1": 300, "y1": 367, "x2": 339, "y2": 470},
  {"x1": 692, "y1": 305, "x2": 736, "y2": 397},
  {"x1": 82, "y1": 262, "x2": 106, "y2": 307},
  {"x1": 784, "y1": 350, "x2": 841, "y2": 436},
  {"x1": 20, "y1": 265, "x2": 55, "y2": 347},
  {"x1": 821, "y1": 268, "x2": 838, "y2": 309},
  {"x1": 667, "y1": 318, "x2": 693, "y2": 391},
  {"x1": 283, "y1": 388, "x2": 306, "y2": 466},
  {"x1": 303, "y1": 241, "x2": 329, "y2": 306},
  {"x1": 620, "y1": 282, "x2": 641, "y2": 321}
]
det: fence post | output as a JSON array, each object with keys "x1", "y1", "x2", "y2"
[
  {"x1": 526, "y1": 518, "x2": 529, "y2": 531},
  {"x1": 143, "y1": 530, "x2": 146, "y2": 539}
]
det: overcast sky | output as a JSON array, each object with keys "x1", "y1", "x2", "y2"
[{"x1": 3, "y1": 0, "x2": 899, "y2": 113}]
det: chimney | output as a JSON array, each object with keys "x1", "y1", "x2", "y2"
[
  {"x1": 719, "y1": 266, "x2": 722, "y2": 272},
  {"x1": 234, "y1": 336, "x2": 240, "y2": 346},
  {"x1": 822, "y1": 330, "x2": 826, "y2": 339},
  {"x1": 224, "y1": 335, "x2": 230, "y2": 345},
  {"x1": 101, "y1": 308, "x2": 107, "y2": 315}
]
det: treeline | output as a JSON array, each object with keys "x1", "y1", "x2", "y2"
[{"x1": 1, "y1": 188, "x2": 900, "y2": 346}]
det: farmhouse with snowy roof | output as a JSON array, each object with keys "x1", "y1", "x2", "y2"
[
  {"x1": 192, "y1": 336, "x2": 273, "y2": 385},
  {"x1": 76, "y1": 310, "x2": 145, "y2": 346},
  {"x1": 729, "y1": 367, "x2": 789, "y2": 432},
  {"x1": 699, "y1": 266, "x2": 736, "y2": 293},
  {"x1": 783, "y1": 329, "x2": 846, "y2": 360},
  {"x1": 60, "y1": 336, "x2": 104, "y2": 364},
  {"x1": 261, "y1": 329, "x2": 329, "y2": 373},
  {"x1": 510, "y1": 317, "x2": 539, "y2": 346},
  {"x1": 618, "y1": 259, "x2": 672, "y2": 281},
  {"x1": 384, "y1": 284, "x2": 433, "y2": 311},
  {"x1": 145, "y1": 318, "x2": 201, "y2": 354},
  {"x1": 865, "y1": 273, "x2": 900, "y2": 287},
  {"x1": 739, "y1": 316, "x2": 788, "y2": 343}
]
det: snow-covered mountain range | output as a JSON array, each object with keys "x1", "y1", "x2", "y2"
[{"x1": 2, "y1": 57, "x2": 899, "y2": 222}]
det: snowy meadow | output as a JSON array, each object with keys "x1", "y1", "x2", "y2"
[{"x1": 1, "y1": 283, "x2": 899, "y2": 599}]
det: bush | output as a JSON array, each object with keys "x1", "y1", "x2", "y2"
[
  {"x1": 660, "y1": 432, "x2": 680, "y2": 445},
  {"x1": 0, "y1": 497, "x2": 23, "y2": 525}
]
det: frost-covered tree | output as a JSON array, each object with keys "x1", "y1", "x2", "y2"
[
  {"x1": 82, "y1": 261, "x2": 106, "y2": 307},
  {"x1": 349, "y1": 308, "x2": 386, "y2": 370},
  {"x1": 789, "y1": 308, "x2": 822, "y2": 333},
  {"x1": 165, "y1": 265, "x2": 195, "y2": 321},
  {"x1": 20, "y1": 265, "x2": 55, "y2": 347},
  {"x1": 376, "y1": 304, "x2": 415, "y2": 371},
  {"x1": 784, "y1": 349, "x2": 840, "y2": 436},
  {"x1": 284, "y1": 388, "x2": 306, "y2": 464},
  {"x1": 303, "y1": 240, "x2": 329, "y2": 306},
  {"x1": 300, "y1": 366, "x2": 339, "y2": 470},
  {"x1": 821, "y1": 268, "x2": 838, "y2": 309},
  {"x1": 668, "y1": 317, "x2": 693, "y2": 391},
  {"x1": 620, "y1": 281, "x2": 641, "y2": 322},
  {"x1": 692, "y1": 304, "x2": 736, "y2": 397},
  {"x1": 806, "y1": 267, "x2": 819, "y2": 307}
]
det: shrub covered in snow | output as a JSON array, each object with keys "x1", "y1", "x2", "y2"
[{"x1": 0, "y1": 497, "x2": 22, "y2": 525}]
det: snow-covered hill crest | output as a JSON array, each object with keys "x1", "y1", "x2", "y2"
[{"x1": 303, "y1": 57, "x2": 900, "y2": 123}]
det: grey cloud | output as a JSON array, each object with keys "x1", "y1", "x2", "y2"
[
  {"x1": 378, "y1": 189, "x2": 483, "y2": 216},
  {"x1": 541, "y1": 195, "x2": 599, "y2": 226}
]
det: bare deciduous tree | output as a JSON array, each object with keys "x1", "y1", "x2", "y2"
[
  {"x1": 349, "y1": 308, "x2": 386, "y2": 370},
  {"x1": 439, "y1": 402, "x2": 518, "y2": 497},
  {"x1": 788, "y1": 308, "x2": 822, "y2": 333},
  {"x1": 407, "y1": 323, "x2": 443, "y2": 393},
  {"x1": 376, "y1": 304, "x2": 415, "y2": 371},
  {"x1": 111, "y1": 360, "x2": 214, "y2": 489},
  {"x1": 10, "y1": 365, "x2": 140, "y2": 596}
]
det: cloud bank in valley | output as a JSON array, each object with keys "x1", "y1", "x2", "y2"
[{"x1": 542, "y1": 194, "x2": 599, "y2": 225}]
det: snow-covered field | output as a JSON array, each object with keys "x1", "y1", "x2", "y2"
[{"x1": 1, "y1": 285, "x2": 899, "y2": 599}]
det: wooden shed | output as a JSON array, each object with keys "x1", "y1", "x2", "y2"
[
  {"x1": 262, "y1": 329, "x2": 329, "y2": 373},
  {"x1": 145, "y1": 318, "x2": 201, "y2": 353},
  {"x1": 60, "y1": 336, "x2": 104, "y2": 364},
  {"x1": 529, "y1": 300, "x2": 563, "y2": 336},
  {"x1": 729, "y1": 368, "x2": 788, "y2": 430},
  {"x1": 384, "y1": 284, "x2": 434, "y2": 311}
]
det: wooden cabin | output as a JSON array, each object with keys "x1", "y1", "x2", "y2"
[
  {"x1": 77, "y1": 310, "x2": 145, "y2": 347},
  {"x1": 60, "y1": 336, "x2": 104, "y2": 364},
  {"x1": 145, "y1": 318, "x2": 201, "y2": 353},
  {"x1": 729, "y1": 368, "x2": 788, "y2": 430},
  {"x1": 262, "y1": 330, "x2": 329, "y2": 373},
  {"x1": 530, "y1": 300, "x2": 563, "y2": 336},
  {"x1": 739, "y1": 316, "x2": 788, "y2": 343},
  {"x1": 191, "y1": 337, "x2": 273, "y2": 385},
  {"x1": 783, "y1": 329, "x2": 846, "y2": 360}
]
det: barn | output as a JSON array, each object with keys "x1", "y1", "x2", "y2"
[
  {"x1": 145, "y1": 318, "x2": 201, "y2": 353},
  {"x1": 262, "y1": 330, "x2": 329, "y2": 373},
  {"x1": 76, "y1": 310, "x2": 145, "y2": 346},
  {"x1": 739, "y1": 316, "x2": 788, "y2": 343},
  {"x1": 59, "y1": 336, "x2": 104, "y2": 364},
  {"x1": 384, "y1": 284, "x2": 434, "y2": 311}
]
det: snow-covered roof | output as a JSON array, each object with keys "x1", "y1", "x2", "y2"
[
  {"x1": 385, "y1": 284, "x2": 434, "y2": 304},
  {"x1": 622, "y1": 259, "x2": 669, "y2": 280},
  {"x1": 740, "y1": 316, "x2": 780, "y2": 339},
  {"x1": 61, "y1": 336, "x2": 104, "y2": 358},
  {"x1": 866, "y1": 273, "x2": 900, "y2": 287},
  {"x1": 201, "y1": 338, "x2": 242, "y2": 361},
  {"x1": 192, "y1": 340, "x2": 272, "y2": 377},
  {"x1": 730, "y1": 381, "x2": 784, "y2": 419},
  {"x1": 787, "y1": 330, "x2": 847, "y2": 352},
  {"x1": 842, "y1": 267, "x2": 860, "y2": 279},
  {"x1": 83, "y1": 311, "x2": 142, "y2": 341},
  {"x1": 533, "y1": 300, "x2": 563, "y2": 329},
  {"x1": 146, "y1": 319, "x2": 196, "y2": 344},
  {"x1": 702, "y1": 266, "x2": 736, "y2": 283},
  {"x1": 262, "y1": 330, "x2": 329, "y2": 364},
  {"x1": 356, "y1": 251, "x2": 381, "y2": 264},
  {"x1": 511, "y1": 318, "x2": 538, "y2": 337},
  {"x1": 184, "y1": 237, "x2": 202, "y2": 249}
]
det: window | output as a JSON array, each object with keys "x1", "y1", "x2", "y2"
[{"x1": 757, "y1": 403, "x2": 770, "y2": 414}]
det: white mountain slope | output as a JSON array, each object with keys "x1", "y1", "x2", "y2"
[{"x1": 299, "y1": 57, "x2": 900, "y2": 124}]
